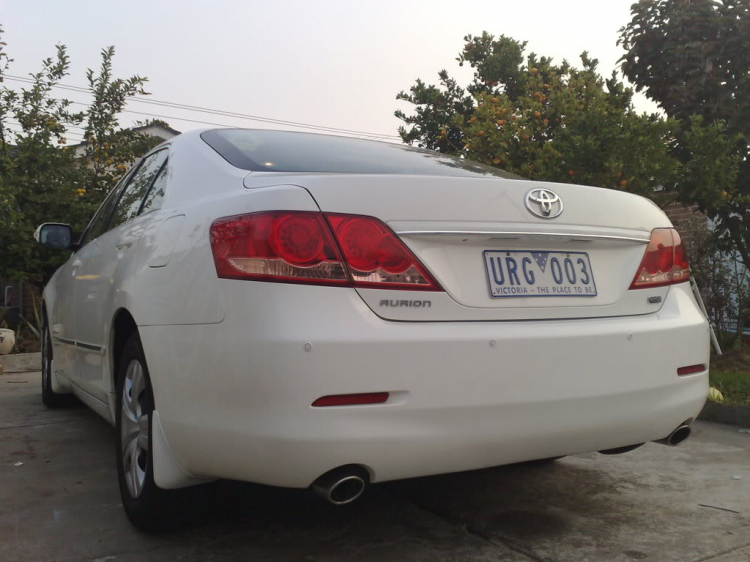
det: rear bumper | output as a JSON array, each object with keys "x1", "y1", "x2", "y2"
[{"x1": 141, "y1": 282, "x2": 709, "y2": 488}]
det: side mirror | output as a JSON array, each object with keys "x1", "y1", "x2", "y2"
[{"x1": 34, "y1": 223, "x2": 75, "y2": 251}]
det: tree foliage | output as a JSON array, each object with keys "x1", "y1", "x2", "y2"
[
  {"x1": 395, "y1": 32, "x2": 678, "y2": 198},
  {"x1": 396, "y1": 22, "x2": 750, "y2": 335},
  {"x1": 619, "y1": 0, "x2": 750, "y2": 268},
  {"x1": 0, "y1": 27, "x2": 163, "y2": 285}
]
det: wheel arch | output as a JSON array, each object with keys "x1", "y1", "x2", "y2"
[
  {"x1": 40, "y1": 283, "x2": 55, "y2": 331},
  {"x1": 39, "y1": 297, "x2": 75, "y2": 400},
  {"x1": 110, "y1": 308, "x2": 210, "y2": 490},
  {"x1": 110, "y1": 308, "x2": 140, "y2": 397}
]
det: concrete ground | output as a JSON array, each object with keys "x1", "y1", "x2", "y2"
[{"x1": 1, "y1": 371, "x2": 749, "y2": 562}]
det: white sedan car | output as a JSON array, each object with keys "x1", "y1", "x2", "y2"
[{"x1": 36, "y1": 128, "x2": 709, "y2": 530}]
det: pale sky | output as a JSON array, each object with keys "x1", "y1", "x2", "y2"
[{"x1": 2, "y1": 0, "x2": 660, "y2": 144}]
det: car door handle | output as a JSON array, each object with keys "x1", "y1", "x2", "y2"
[{"x1": 116, "y1": 237, "x2": 136, "y2": 250}]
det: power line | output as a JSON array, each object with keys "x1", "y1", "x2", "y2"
[
  {"x1": 4, "y1": 104, "x2": 388, "y2": 145},
  {"x1": 62, "y1": 101, "x2": 393, "y2": 142},
  {"x1": 4, "y1": 97, "x2": 394, "y2": 140},
  {"x1": 2, "y1": 76, "x2": 395, "y2": 142},
  {"x1": 3, "y1": 120, "x2": 85, "y2": 134},
  {"x1": 3, "y1": 74, "x2": 401, "y2": 141},
  {"x1": 4, "y1": 120, "x2": 87, "y2": 132},
  {"x1": 3, "y1": 121, "x2": 86, "y2": 139}
]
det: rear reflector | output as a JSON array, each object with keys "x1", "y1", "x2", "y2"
[
  {"x1": 677, "y1": 364, "x2": 706, "y2": 376},
  {"x1": 312, "y1": 392, "x2": 390, "y2": 407},
  {"x1": 210, "y1": 211, "x2": 442, "y2": 291},
  {"x1": 630, "y1": 228, "x2": 690, "y2": 289}
]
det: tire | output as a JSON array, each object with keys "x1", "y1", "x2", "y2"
[
  {"x1": 41, "y1": 317, "x2": 75, "y2": 408},
  {"x1": 115, "y1": 333, "x2": 188, "y2": 532}
]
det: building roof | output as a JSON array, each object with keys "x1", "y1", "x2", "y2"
[
  {"x1": 130, "y1": 123, "x2": 182, "y2": 137},
  {"x1": 69, "y1": 122, "x2": 181, "y2": 148}
]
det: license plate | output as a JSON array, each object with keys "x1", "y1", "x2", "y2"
[{"x1": 483, "y1": 250, "x2": 597, "y2": 298}]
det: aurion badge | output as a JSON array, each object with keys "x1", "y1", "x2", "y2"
[{"x1": 525, "y1": 188, "x2": 563, "y2": 219}]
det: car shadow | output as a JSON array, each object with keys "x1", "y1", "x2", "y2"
[{"x1": 164, "y1": 456, "x2": 624, "y2": 544}]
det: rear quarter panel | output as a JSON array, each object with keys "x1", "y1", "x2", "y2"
[{"x1": 130, "y1": 183, "x2": 321, "y2": 327}]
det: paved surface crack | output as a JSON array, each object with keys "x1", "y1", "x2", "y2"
[
  {"x1": 392, "y1": 490, "x2": 546, "y2": 562},
  {"x1": 692, "y1": 541, "x2": 750, "y2": 562},
  {"x1": 53, "y1": 543, "x2": 180, "y2": 562},
  {"x1": 466, "y1": 523, "x2": 551, "y2": 562},
  {"x1": 0, "y1": 418, "x2": 85, "y2": 431}
]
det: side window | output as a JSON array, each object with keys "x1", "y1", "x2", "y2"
[
  {"x1": 109, "y1": 149, "x2": 168, "y2": 231},
  {"x1": 140, "y1": 159, "x2": 168, "y2": 215},
  {"x1": 79, "y1": 178, "x2": 128, "y2": 247}
]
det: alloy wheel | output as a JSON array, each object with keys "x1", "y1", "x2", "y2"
[{"x1": 120, "y1": 359, "x2": 150, "y2": 499}]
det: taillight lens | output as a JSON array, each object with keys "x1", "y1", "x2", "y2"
[
  {"x1": 325, "y1": 214, "x2": 440, "y2": 290},
  {"x1": 629, "y1": 228, "x2": 690, "y2": 289},
  {"x1": 209, "y1": 212, "x2": 349, "y2": 285},
  {"x1": 671, "y1": 229, "x2": 690, "y2": 284},
  {"x1": 209, "y1": 211, "x2": 442, "y2": 291}
]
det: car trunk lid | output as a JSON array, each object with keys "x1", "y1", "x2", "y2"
[{"x1": 245, "y1": 173, "x2": 672, "y2": 321}]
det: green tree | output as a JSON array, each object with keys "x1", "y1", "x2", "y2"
[
  {"x1": 619, "y1": 0, "x2": 750, "y2": 268},
  {"x1": 395, "y1": 32, "x2": 679, "y2": 198},
  {"x1": 0, "y1": 34, "x2": 85, "y2": 284},
  {"x1": 0, "y1": 28, "x2": 163, "y2": 285},
  {"x1": 78, "y1": 47, "x2": 153, "y2": 204}
]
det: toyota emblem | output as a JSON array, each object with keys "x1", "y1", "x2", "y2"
[{"x1": 525, "y1": 188, "x2": 563, "y2": 219}]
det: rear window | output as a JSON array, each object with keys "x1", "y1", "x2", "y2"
[{"x1": 201, "y1": 129, "x2": 521, "y2": 179}]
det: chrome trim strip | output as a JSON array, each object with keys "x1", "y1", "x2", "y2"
[
  {"x1": 53, "y1": 336, "x2": 76, "y2": 346},
  {"x1": 52, "y1": 336, "x2": 105, "y2": 354},
  {"x1": 76, "y1": 341, "x2": 105, "y2": 353},
  {"x1": 395, "y1": 230, "x2": 650, "y2": 243}
]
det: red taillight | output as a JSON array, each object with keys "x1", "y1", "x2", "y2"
[
  {"x1": 271, "y1": 214, "x2": 325, "y2": 266},
  {"x1": 209, "y1": 211, "x2": 442, "y2": 291},
  {"x1": 312, "y1": 392, "x2": 390, "y2": 407},
  {"x1": 325, "y1": 214, "x2": 440, "y2": 290},
  {"x1": 209, "y1": 211, "x2": 349, "y2": 286},
  {"x1": 671, "y1": 230, "x2": 690, "y2": 284},
  {"x1": 629, "y1": 228, "x2": 690, "y2": 289}
]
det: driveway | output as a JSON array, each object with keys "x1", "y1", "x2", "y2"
[{"x1": 1, "y1": 370, "x2": 749, "y2": 562}]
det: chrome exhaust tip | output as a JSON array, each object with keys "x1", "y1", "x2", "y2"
[
  {"x1": 655, "y1": 423, "x2": 692, "y2": 447},
  {"x1": 311, "y1": 466, "x2": 368, "y2": 505}
]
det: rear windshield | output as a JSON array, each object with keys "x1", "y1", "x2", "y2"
[{"x1": 201, "y1": 129, "x2": 520, "y2": 179}]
